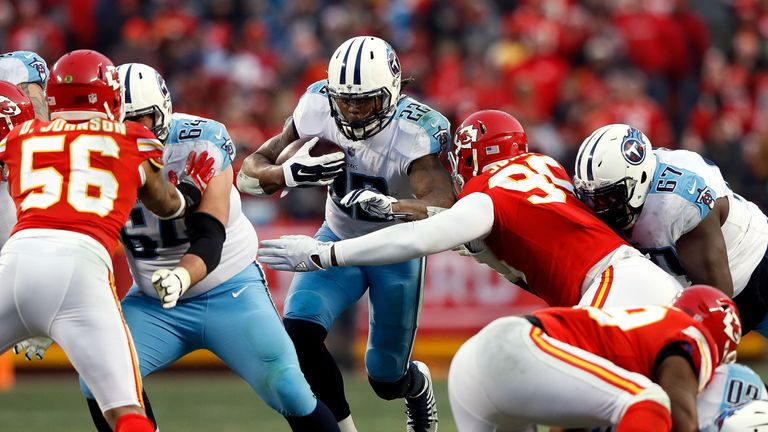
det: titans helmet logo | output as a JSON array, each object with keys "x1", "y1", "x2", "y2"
[
  {"x1": 387, "y1": 47, "x2": 401, "y2": 78},
  {"x1": 621, "y1": 128, "x2": 646, "y2": 165}
]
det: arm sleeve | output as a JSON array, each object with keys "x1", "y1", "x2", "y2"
[{"x1": 334, "y1": 192, "x2": 495, "y2": 266}]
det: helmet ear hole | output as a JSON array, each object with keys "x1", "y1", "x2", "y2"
[{"x1": 640, "y1": 172, "x2": 648, "y2": 184}]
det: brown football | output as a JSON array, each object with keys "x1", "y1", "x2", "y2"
[{"x1": 276, "y1": 136, "x2": 344, "y2": 165}]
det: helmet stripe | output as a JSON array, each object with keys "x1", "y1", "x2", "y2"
[
  {"x1": 585, "y1": 128, "x2": 610, "y2": 181},
  {"x1": 575, "y1": 127, "x2": 600, "y2": 178},
  {"x1": 339, "y1": 39, "x2": 356, "y2": 85},
  {"x1": 124, "y1": 64, "x2": 133, "y2": 104},
  {"x1": 353, "y1": 38, "x2": 366, "y2": 85}
]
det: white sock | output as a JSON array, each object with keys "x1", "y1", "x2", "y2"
[{"x1": 338, "y1": 415, "x2": 358, "y2": 432}]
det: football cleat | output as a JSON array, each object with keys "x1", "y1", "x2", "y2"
[{"x1": 405, "y1": 361, "x2": 438, "y2": 432}]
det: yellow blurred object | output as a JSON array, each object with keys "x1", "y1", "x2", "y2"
[{"x1": 737, "y1": 332, "x2": 766, "y2": 360}]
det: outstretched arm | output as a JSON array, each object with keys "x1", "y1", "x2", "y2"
[{"x1": 258, "y1": 192, "x2": 495, "y2": 272}]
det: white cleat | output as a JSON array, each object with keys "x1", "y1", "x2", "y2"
[{"x1": 405, "y1": 361, "x2": 438, "y2": 432}]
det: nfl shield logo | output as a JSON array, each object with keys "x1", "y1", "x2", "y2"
[{"x1": 88, "y1": 93, "x2": 98, "y2": 104}]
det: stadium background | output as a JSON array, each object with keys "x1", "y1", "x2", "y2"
[{"x1": 2, "y1": 0, "x2": 768, "y2": 430}]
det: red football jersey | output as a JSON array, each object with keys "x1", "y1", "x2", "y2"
[
  {"x1": 0, "y1": 118, "x2": 164, "y2": 255},
  {"x1": 458, "y1": 153, "x2": 626, "y2": 306},
  {"x1": 533, "y1": 306, "x2": 720, "y2": 389}
]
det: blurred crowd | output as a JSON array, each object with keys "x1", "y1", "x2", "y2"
[{"x1": 3, "y1": 0, "x2": 768, "y2": 221}]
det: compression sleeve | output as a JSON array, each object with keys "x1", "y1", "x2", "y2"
[{"x1": 333, "y1": 192, "x2": 495, "y2": 266}]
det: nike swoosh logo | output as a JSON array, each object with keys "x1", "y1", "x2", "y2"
[
  {"x1": 232, "y1": 285, "x2": 249, "y2": 298},
  {"x1": 687, "y1": 180, "x2": 697, "y2": 194},
  {"x1": 430, "y1": 119, "x2": 439, "y2": 128},
  {"x1": 297, "y1": 168, "x2": 314, "y2": 177}
]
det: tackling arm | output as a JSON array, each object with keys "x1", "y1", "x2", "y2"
[
  {"x1": 236, "y1": 117, "x2": 299, "y2": 195},
  {"x1": 138, "y1": 160, "x2": 189, "y2": 218},
  {"x1": 333, "y1": 192, "x2": 493, "y2": 266},
  {"x1": 391, "y1": 154, "x2": 456, "y2": 221},
  {"x1": 676, "y1": 197, "x2": 734, "y2": 297}
]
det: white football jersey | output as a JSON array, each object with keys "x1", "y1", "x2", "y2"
[
  {"x1": 628, "y1": 149, "x2": 768, "y2": 295},
  {"x1": 698, "y1": 363, "x2": 768, "y2": 432},
  {"x1": 292, "y1": 80, "x2": 450, "y2": 239},
  {"x1": 0, "y1": 51, "x2": 49, "y2": 248},
  {"x1": 121, "y1": 113, "x2": 258, "y2": 298}
]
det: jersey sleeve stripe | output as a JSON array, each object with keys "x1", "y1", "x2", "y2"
[
  {"x1": 137, "y1": 139, "x2": 163, "y2": 152},
  {"x1": 589, "y1": 266, "x2": 614, "y2": 308},
  {"x1": 530, "y1": 327, "x2": 646, "y2": 395}
]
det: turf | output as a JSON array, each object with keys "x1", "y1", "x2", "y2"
[
  {"x1": 0, "y1": 370, "x2": 458, "y2": 432},
  {"x1": 2, "y1": 363, "x2": 767, "y2": 431}
]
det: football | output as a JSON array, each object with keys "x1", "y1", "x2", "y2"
[{"x1": 276, "y1": 136, "x2": 344, "y2": 165}]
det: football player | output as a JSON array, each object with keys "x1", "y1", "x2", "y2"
[
  {"x1": 0, "y1": 51, "x2": 50, "y2": 246},
  {"x1": 0, "y1": 50, "x2": 212, "y2": 432},
  {"x1": 74, "y1": 63, "x2": 336, "y2": 432},
  {"x1": 448, "y1": 285, "x2": 742, "y2": 431},
  {"x1": 588, "y1": 362, "x2": 768, "y2": 432},
  {"x1": 572, "y1": 124, "x2": 768, "y2": 336},
  {"x1": 258, "y1": 110, "x2": 682, "y2": 311},
  {"x1": 237, "y1": 36, "x2": 455, "y2": 432}
]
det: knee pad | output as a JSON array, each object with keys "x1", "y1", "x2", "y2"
[
  {"x1": 284, "y1": 318, "x2": 328, "y2": 351},
  {"x1": 263, "y1": 363, "x2": 317, "y2": 417},
  {"x1": 369, "y1": 373, "x2": 411, "y2": 401}
]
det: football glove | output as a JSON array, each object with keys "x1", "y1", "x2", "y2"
[
  {"x1": 454, "y1": 239, "x2": 527, "y2": 284},
  {"x1": 340, "y1": 188, "x2": 411, "y2": 220},
  {"x1": 282, "y1": 138, "x2": 345, "y2": 188},
  {"x1": 258, "y1": 235, "x2": 333, "y2": 272},
  {"x1": 151, "y1": 267, "x2": 192, "y2": 309},
  {"x1": 13, "y1": 337, "x2": 54, "y2": 361},
  {"x1": 180, "y1": 150, "x2": 216, "y2": 192}
]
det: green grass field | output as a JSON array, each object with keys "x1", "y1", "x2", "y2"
[
  {"x1": 2, "y1": 362, "x2": 768, "y2": 431},
  {"x1": 0, "y1": 370, "x2": 458, "y2": 432}
]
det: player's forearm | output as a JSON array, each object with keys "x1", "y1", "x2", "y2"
[
  {"x1": 392, "y1": 194, "x2": 455, "y2": 221},
  {"x1": 334, "y1": 194, "x2": 493, "y2": 266},
  {"x1": 237, "y1": 151, "x2": 285, "y2": 195},
  {"x1": 18, "y1": 83, "x2": 48, "y2": 121},
  {"x1": 141, "y1": 182, "x2": 185, "y2": 219},
  {"x1": 177, "y1": 254, "x2": 208, "y2": 286}
]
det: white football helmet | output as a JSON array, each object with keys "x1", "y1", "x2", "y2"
[
  {"x1": 117, "y1": 63, "x2": 172, "y2": 141},
  {"x1": 573, "y1": 124, "x2": 657, "y2": 229},
  {"x1": 714, "y1": 399, "x2": 768, "y2": 431},
  {"x1": 326, "y1": 36, "x2": 402, "y2": 141}
]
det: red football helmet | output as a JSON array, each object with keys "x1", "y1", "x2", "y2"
[
  {"x1": 671, "y1": 285, "x2": 742, "y2": 365},
  {"x1": 448, "y1": 110, "x2": 528, "y2": 193},
  {"x1": 47, "y1": 50, "x2": 123, "y2": 121},
  {"x1": 0, "y1": 80, "x2": 34, "y2": 140}
]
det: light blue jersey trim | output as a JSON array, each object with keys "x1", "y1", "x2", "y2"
[
  {"x1": 167, "y1": 114, "x2": 235, "y2": 169},
  {"x1": 306, "y1": 79, "x2": 329, "y2": 96},
  {"x1": 650, "y1": 161, "x2": 717, "y2": 219}
]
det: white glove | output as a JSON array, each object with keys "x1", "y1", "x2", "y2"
[
  {"x1": 13, "y1": 337, "x2": 54, "y2": 361},
  {"x1": 340, "y1": 188, "x2": 410, "y2": 220},
  {"x1": 258, "y1": 235, "x2": 334, "y2": 272},
  {"x1": 151, "y1": 267, "x2": 192, "y2": 309},
  {"x1": 282, "y1": 137, "x2": 346, "y2": 188}
]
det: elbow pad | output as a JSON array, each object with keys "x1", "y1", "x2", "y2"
[
  {"x1": 236, "y1": 170, "x2": 269, "y2": 196},
  {"x1": 185, "y1": 212, "x2": 226, "y2": 274}
]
